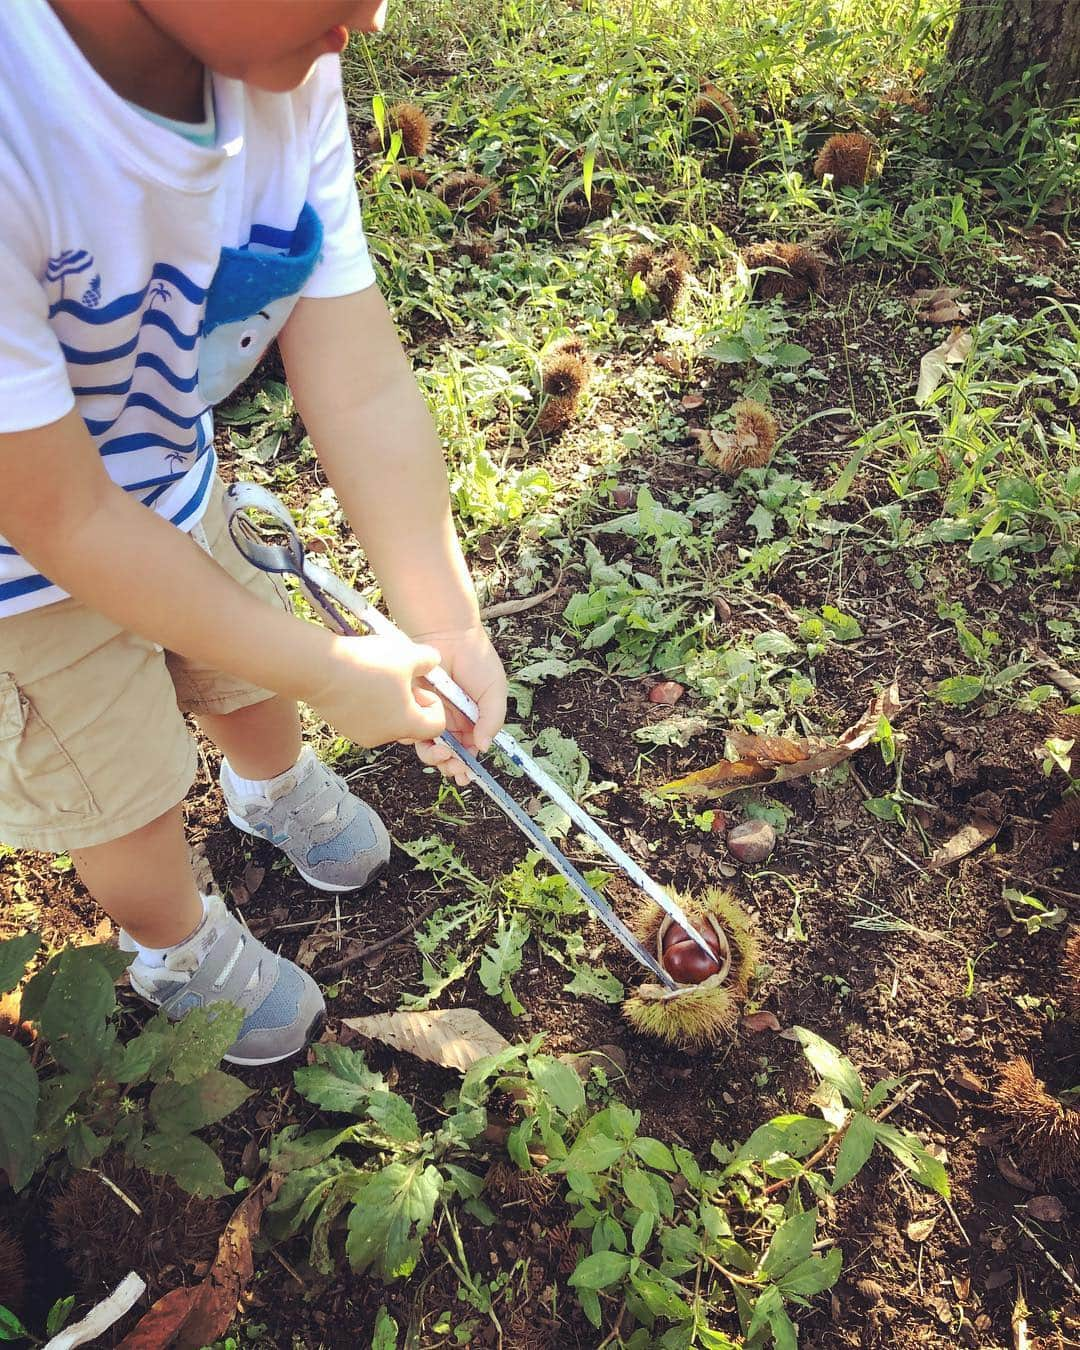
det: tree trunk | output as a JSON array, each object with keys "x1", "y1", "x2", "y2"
[{"x1": 947, "y1": 0, "x2": 1080, "y2": 104}]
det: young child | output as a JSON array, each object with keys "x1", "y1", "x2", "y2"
[{"x1": 0, "y1": 1, "x2": 507, "y2": 1066}]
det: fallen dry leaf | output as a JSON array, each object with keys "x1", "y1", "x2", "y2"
[
  {"x1": 1026, "y1": 1194, "x2": 1066, "y2": 1222},
  {"x1": 909, "y1": 286, "x2": 972, "y2": 324},
  {"x1": 951, "y1": 1067, "x2": 988, "y2": 1095},
  {"x1": 658, "y1": 684, "x2": 901, "y2": 800},
  {"x1": 906, "y1": 1216, "x2": 938, "y2": 1242},
  {"x1": 342, "y1": 1008, "x2": 510, "y2": 1075},
  {"x1": 996, "y1": 1156, "x2": 1038, "y2": 1193},
  {"x1": 742, "y1": 1010, "x2": 783, "y2": 1034},
  {"x1": 116, "y1": 1177, "x2": 278, "y2": 1350},
  {"x1": 928, "y1": 809, "x2": 1002, "y2": 869},
  {"x1": 242, "y1": 862, "x2": 265, "y2": 898},
  {"x1": 915, "y1": 327, "x2": 972, "y2": 405},
  {"x1": 680, "y1": 392, "x2": 706, "y2": 410},
  {"x1": 649, "y1": 681, "x2": 685, "y2": 706}
]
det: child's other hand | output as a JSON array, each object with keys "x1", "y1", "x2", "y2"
[
  {"x1": 310, "y1": 633, "x2": 448, "y2": 747},
  {"x1": 407, "y1": 624, "x2": 507, "y2": 786}
]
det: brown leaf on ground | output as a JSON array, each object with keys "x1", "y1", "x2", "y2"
[
  {"x1": 906, "y1": 1216, "x2": 937, "y2": 1242},
  {"x1": 742, "y1": 1010, "x2": 782, "y2": 1033},
  {"x1": 915, "y1": 327, "x2": 972, "y2": 405},
  {"x1": 658, "y1": 683, "x2": 900, "y2": 799},
  {"x1": 909, "y1": 286, "x2": 972, "y2": 324},
  {"x1": 928, "y1": 806, "x2": 1002, "y2": 869},
  {"x1": 116, "y1": 1177, "x2": 279, "y2": 1350},
  {"x1": 342, "y1": 1008, "x2": 510, "y2": 1075},
  {"x1": 1026, "y1": 1194, "x2": 1066, "y2": 1222}
]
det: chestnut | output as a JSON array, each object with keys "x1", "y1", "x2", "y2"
[{"x1": 661, "y1": 919, "x2": 723, "y2": 985}]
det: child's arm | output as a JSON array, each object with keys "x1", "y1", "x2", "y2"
[
  {"x1": 277, "y1": 285, "x2": 508, "y2": 772},
  {"x1": 0, "y1": 410, "x2": 448, "y2": 749}
]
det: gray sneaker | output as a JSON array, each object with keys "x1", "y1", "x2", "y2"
[
  {"x1": 221, "y1": 747, "x2": 390, "y2": 893},
  {"x1": 121, "y1": 895, "x2": 325, "y2": 1067}
]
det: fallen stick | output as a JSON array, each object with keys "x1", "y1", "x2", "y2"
[
  {"x1": 314, "y1": 897, "x2": 443, "y2": 981},
  {"x1": 480, "y1": 574, "x2": 563, "y2": 620}
]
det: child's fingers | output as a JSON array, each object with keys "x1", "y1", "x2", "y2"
[{"x1": 471, "y1": 681, "x2": 508, "y2": 754}]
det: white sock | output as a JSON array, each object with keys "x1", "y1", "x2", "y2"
[
  {"x1": 134, "y1": 893, "x2": 211, "y2": 968},
  {"x1": 221, "y1": 747, "x2": 306, "y2": 800}
]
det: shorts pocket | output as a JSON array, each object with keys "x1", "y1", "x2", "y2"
[{"x1": 0, "y1": 671, "x2": 98, "y2": 826}]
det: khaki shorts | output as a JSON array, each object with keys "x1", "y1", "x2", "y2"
[{"x1": 0, "y1": 476, "x2": 286, "y2": 853}]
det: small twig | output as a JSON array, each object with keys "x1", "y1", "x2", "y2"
[
  {"x1": 480, "y1": 572, "x2": 563, "y2": 620},
  {"x1": 313, "y1": 897, "x2": 443, "y2": 980},
  {"x1": 1013, "y1": 1214, "x2": 1080, "y2": 1296},
  {"x1": 597, "y1": 1300, "x2": 626, "y2": 1348},
  {"x1": 269, "y1": 1246, "x2": 306, "y2": 1286},
  {"x1": 706, "y1": 1255, "x2": 759, "y2": 1287},
  {"x1": 89, "y1": 1169, "x2": 142, "y2": 1216},
  {"x1": 943, "y1": 1195, "x2": 971, "y2": 1246}
]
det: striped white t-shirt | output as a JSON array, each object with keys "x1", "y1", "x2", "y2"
[{"x1": 0, "y1": 0, "x2": 375, "y2": 617}]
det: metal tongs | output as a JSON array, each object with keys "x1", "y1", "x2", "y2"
[{"x1": 226, "y1": 482, "x2": 718, "y2": 990}]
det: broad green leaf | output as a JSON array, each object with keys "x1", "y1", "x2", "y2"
[
  {"x1": 372, "y1": 1306, "x2": 399, "y2": 1350},
  {"x1": 294, "y1": 1043, "x2": 386, "y2": 1115},
  {"x1": 872, "y1": 1121, "x2": 950, "y2": 1198},
  {"x1": 265, "y1": 1155, "x2": 356, "y2": 1239},
  {"x1": 0, "y1": 932, "x2": 38, "y2": 995},
  {"x1": 735, "y1": 1115, "x2": 832, "y2": 1165},
  {"x1": 770, "y1": 342, "x2": 813, "y2": 368},
  {"x1": 112, "y1": 1019, "x2": 171, "y2": 1083},
  {"x1": 703, "y1": 337, "x2": 751, "y2": 364},
  {"x1": 478, "y1": 913, "x2": 528, "y2": 1014},
  {"x1": 569, "y1": 1249, "x2": 632, "y2": 1290},
  {"x1": 345, "y1": 1162, "x2": 442, "y2": 1280},
  {"x1": 932, "y1": 675, "x2": 984, "y2": 705},
  {"x1": 759, "y1": 1208, "x2": 817, "y2": 1281},
  {"x1": 865, "y1": 1076, "x2": 901, "y2": 1113},
  {"x1": 45, "y1": 1295, "x2": 75, "y2": 1336},
  {"x1": 366, "y1": 1092, "x2": 421, "y2": 1143},
  {"x1": 579, "y1": 1288, "x2": 603, "y2": 1328},
  {"x1": 633, "y1": 1137, "x2": 677, "y2": 1172},
  {"x1": 28, "y1": 947, "x2": 116, "y2": 1073},
  {"x1": 162, "y1": 1004, "x2": 245, "y2": 1085},
  {"x1": 563, "y1": 964, "x2": 624, "y2": 1004},
  {"x1": 821, "y1": 605, "x2": 862, "y2": 640},
  {"x1": 630, "y1": 1268, "x2": 693, "y2": 1321},
  {"x1": 631, "y1": 1211, "x2": 655, "y2": 1254},
  {"x1": 747, "y1": 1286, "x2": 797, "y2": 1350},
  {"x1": 558, "y1": 1132, "x2": 626, "y2": 1174},
  {"x1": 134, "y1": 1130, "x2": 229, "y2": 1197},
  {"x1": 776, "y1": 1248, "x2": 843, "y2": 1301},
  {"x1": 622, "y1": 1167, "x2": 660, "y2": 1215},
  {"x1": 0, "y1": 1306, "x2": 30, "y2": 1341},
  {"x1": 65, "y1": 1122, "x2": 108, "y2": 1168},
  {"x1": 794, "y1": 1028, "x2": 865, "y2": 1108},
  {"x1": 0, "y1": 1037, "x2": 38, "y2": 1191},
  {"x1": 527, "y1": 1056, "x2": 586, "y2": 1118},
  {"x1": 268, "y1": 1123, "x2": 358, "y2": 1175},
  {"x1": 150, "y1": 1069, "x2": 251, "y2": 1134},
  {"x1": 832, "y1": 1112, "x2": 877, "y2": 1192}
]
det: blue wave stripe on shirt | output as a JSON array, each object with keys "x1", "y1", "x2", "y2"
[
  {"x1": 71, "y1": 352, "x2": 200, "y2": 397},
  {"x1": 61, "y1": 308, "x2": 201, "y2": 366},
  {"x1": 83, "y1": 394, "x2": 210, "y2": 436},
  {"x1": 247, "y1": 223, "x2": 296, "y2": 249},
  {"x1": 0, "y1": 572, "x2": 56, "y2": 603},
  {"x1": 98, "y1": 431, "x2": 198, "y2": 458},
  {"x1": 47, "y1": 262, "x2": 206, "y2": 323}
]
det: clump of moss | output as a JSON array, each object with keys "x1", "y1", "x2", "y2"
[
  {"x1": 0, "y1": 1224, "x2": 25, "y2": 1316},
  {"x1": 557, "y1": 185, "x2": 615, "y2": 232},
  {"x1": 436, "y1": 171, "x2": 502, "y2": 223},
  {"x1": 366, "y1": 101, "x2": 432, "y2": 158},
  {"x1": 995, "y1": 1058, "x2": 1080, "y2": 1183},
  {"x1": 623, "y1": 889, "x2": 758, "y2": 1046},
  {"x1": 625, "y1": 246, "x2": 691, "y2": 317},
  {"x1": 537, "y1": 338, "x2": 592, "y2": 436},
  {"x1": 741, "y1": 241, "x2": 825, "y2": 302},
  {"x1": 813, "y1": 132, "x2": 879, "y2": 187}
]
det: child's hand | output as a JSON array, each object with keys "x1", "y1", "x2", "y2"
[
  {"x1": 309, "y1": 633, "x2": 448, "y2": 748},
  {"x1": 406, "y1": 624, "x2": 508, "y2": 786}
]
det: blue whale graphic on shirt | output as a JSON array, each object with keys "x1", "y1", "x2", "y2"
[{"x1": 197, "y1": 202, "x2": 324, "y2": 404}]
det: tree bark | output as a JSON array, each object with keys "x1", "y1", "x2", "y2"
[{"x1": 948, "y1": 0, "x2": 1080, "y2": 104}]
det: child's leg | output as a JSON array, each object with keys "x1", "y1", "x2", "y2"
[
  {"x1": 69, "y1": 804, "x2": 202, "y2": 950},
  {"x1": 196, "y1": 693, "x2": 302, "y2": 780}
]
